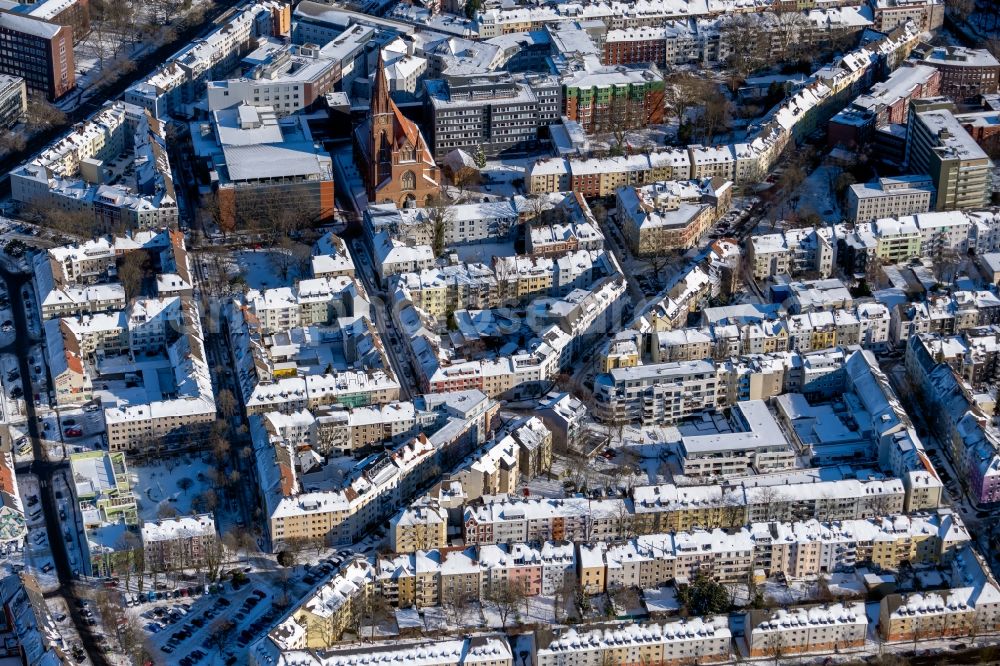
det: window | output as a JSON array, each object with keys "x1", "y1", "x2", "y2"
[{"x1": 400, "y1": 170, "x2": 416, "y2": 191}]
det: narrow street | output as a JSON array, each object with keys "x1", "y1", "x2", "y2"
[
  {"x1": 347, "y1": 240, "x2": 419, "y2": 401},
  {"x1": 0, "y1": 264, "x2": 110, "y2": 666}
]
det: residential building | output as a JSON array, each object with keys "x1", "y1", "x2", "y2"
[
  {"x1": 920, "y1": 45, "x2": 1000, "y2": 101},
  {"x1": 141, "y1": 514, "x2": 218, "y2": 573},
  {"x1": 0, "y1": 573, "x2": 67, "y2": 665},
  {"x1": 879, "y1": 547, "x2": 1000, "y2": 642},
  {"x1": 616, "y1": 179, "x2": 731, "y2": 254},
  {"x1": 677, "y1": 400, "x2": 796, "y2": 478},
  {"x1": 252, "y1": 631, "x2": 513, "y2": 666},
  {"x1": 69, "y1": 450, "x2": 139, "y2": 577},
  {"x1": 592, "y1": 359, "x2": 719, "y2": 424},
  {"x1": 11, "y1": 102, "x2": 178, "y2": 228},
  {"x1": 389, "y1": 496, "x2": 448, "y2": 553},
  {"x1": 747, "y1": 227, "x2": 835, "y2": 280},
  {"x1": 535, "y1": 619, "x2": 730, "y2": 666},
  {"x1": 0, "y1": 452, "x2": 25, "y2": 555},
  {"x1": 562, "y1": 65, "x2": 665, "y2": 134},
  {"x1": 906, "y1": 99, "x2": 992, "y2": 212},
  {"x1": 847, "y1": 176, "x2": 935, "y2": 223},
  {"x1": 870, "y1": 0, "x2": 943, "y2": 33},
  {"x1": 746, "y1": 603, "x2": 867, "y2": 657},
  {"x1": 206, "y1": 37, "x2": 344, "y2": 116}
]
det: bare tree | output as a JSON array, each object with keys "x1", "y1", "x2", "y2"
[
  {"x1": 721, "y1": 494, "x2": 746, "y2": 529},
  {"x1": 23, "y1": 94, "x2": 67, "y2": 131},
  {"x1": 118, "y1": 250, "x2": 150, "y2": 301},
  {"x1": 348, "y1": 589, "x2": 392, "y2": 642},
  {"x1": 442, "y1": 585, "x2": 474, "y2": 625},
  {"x1": 750, "y1": 485, "x2": 784, "y2": 522},
  {"x1": 208, "y1": 618, "x2": 236, "y2": 655},
  {"x1": 203, "y1": 535, "x2": 224, "y2": 582},
  {"x1": 484, "y1": 578, "x2": 527, "y2": 630},
  {"x1": 637, "y1": 232, "x2": 675, "y2": 286},
  {"x1": 720, "y1": 15, "x2": 769, "y2": 87}
]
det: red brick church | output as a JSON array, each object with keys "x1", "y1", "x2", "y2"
[{"x1": 355, "y1": 54, "x2": 440, "y2": 207}]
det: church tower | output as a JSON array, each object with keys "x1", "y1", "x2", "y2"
[
  {"x1": 355, "y1": 54, "x2": 441, "y2": 207},
  {"x1": 369, "y1": 53, "x2": 395, "y2": 198}
]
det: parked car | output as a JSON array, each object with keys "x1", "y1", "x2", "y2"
[{"x1": 64, "y1": 428, "x2": 83, "y2": 437}]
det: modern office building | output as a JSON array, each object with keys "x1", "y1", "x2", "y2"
[
  {"x1": 0, "y1": 9, "x2": 74, "y2": 100},
  {"x1": 425, "y1": 71, "x2": 561, "y2": 160}
]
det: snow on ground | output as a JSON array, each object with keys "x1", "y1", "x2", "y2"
[
  {"x1": 231, "y1": 250, "x2": 305, "y2": 290},
  {"x1": 44, "y1": 597, "x2": 90, "y2": 665},
  {"x1": 452, "y1": 241, "x2": 517, "y2": 264},
  {"x1": 21, "y1": 471, "x2": 58, "y2": 592},
  {"x1": 131, "y1": 456, "x2": 216, "y2": 523},
  {"x1": 333, "y1": 146, "x2": 368, "y2": 217},
  {"x1": 137, "y1": 562, "x2": 356, "y2": 665},
  {"x1": 480, "y1": 594, "x2": 561, "y2": 628},
  {"x1": 789, "y1": 163, "x2": 843, "y2": 222}
]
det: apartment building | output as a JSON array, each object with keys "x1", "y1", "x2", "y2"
[
  {"x1": 920, "y1": 45, "x2": 1000, "y2": 101},
  {"x1": 125, "y1": 0, "x2": 289, "y2": 118},
  {"x1": 206, "y1": 38, "x2": 343, "y2": 116},
  {"x1": 12, "y1": 102, "x2": 178, "y2": 228},
  {"x1": 366, "y1": 199, "x2": 520, "y2": 248},
  {"x1": 69, "y1": 450, "x2": 139, "y2": 577},
  {"x1": 592, "y1": 359, "x2": 719, "y2": 424},
  {"x1": 746, "y1": 603, "x2": 867, "y2": 657},
  {"x1": 263, "y1": 558, "x2": 377, "y2": 650},
  {"x1": 562, "y1": 66, "x2": 665, "y2": 134},
  {"x1": 254, "y1": 630, "x2": 512, "y2": 666},
  {"x1": 535, "y1": 619, "x2": 731, "y2": 666},
  {"x1": 603, "y1": 26, "x2": 668, "y2": 67},
  {"x1": 847, "y1": 176, "x2": 935, "y2": 223},
  {"x1": 0, "y1": 74, "x2": 25, "y2": 128},
  {"x1": 879, "y1": 548, "x2": 1000, "y2": 643},
  {"x1": 389, "y1": 497, "x2": 448, "y2": 553},
  {"x1": 747, "y1": 227, "x2": 835, "y2": 280},
  {"x1": 141, "y1": 514, "x2": 218, "y2": 573},
  {"x1": 870, "y1": 0, "x2": 943, "y2": 33},
  {"x1": 677, "y1": 400, "x2": 796, "y2": 478},
  {"x1": 852, "y1": 63, "x2": 941, "y2": 126},
  {"x1": 0, "y1": 10, "x2": 74, "y2": 100},
  {"x1": 906, "y1": 99, "x2": 992, "y2": 212},
  {"x1": 616, "y1": 179, "x2": 731, "y2": 254},
  {"x1": 527, "y1": 220, "x2": 605, "y2": 258},
  {"x1": 0, "y1": 452, "x2": 25, "y2": 555},
  {"x1": 0, "y1": 573, "x2": 66, "y2": 665},
  {"x1": 425, "y1": 71, "x2": 561, "y2": 159}
]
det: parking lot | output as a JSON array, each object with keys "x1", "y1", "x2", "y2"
[{"x1": 136, "y1": 550, "x2": 358, "y2": 664}]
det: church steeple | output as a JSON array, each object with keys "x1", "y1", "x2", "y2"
[
  {"x1": 370, "y1": 52, "x2": 396, "y2": 196},
  {"x1": 371, "y1": 51, "x2": 393, "y2": 120},
  {"x1": 355, "y1": 49, "x2": 440, "y2": 207}
]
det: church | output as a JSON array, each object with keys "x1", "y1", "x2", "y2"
[{"x1": 354, "y1": 55, "x2": 441, "y2": 208}]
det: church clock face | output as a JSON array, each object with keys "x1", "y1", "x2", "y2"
[{"x1": 377, "y1": 115, "x2": 389, "y2": 126}]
